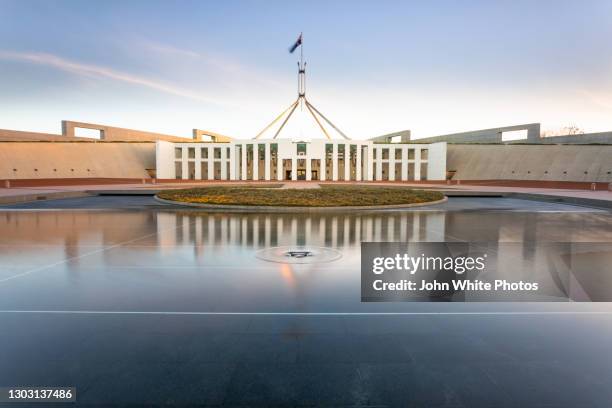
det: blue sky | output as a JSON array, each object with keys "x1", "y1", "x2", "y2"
[{"x1": 1, "y1": 0, "x2": 611, "y2": 139}]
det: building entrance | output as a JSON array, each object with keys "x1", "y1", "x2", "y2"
[{"x1": 297, "y1": 169, "x2": 306, "y2": 180}]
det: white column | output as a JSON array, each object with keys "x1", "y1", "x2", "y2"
[
  {"x1": 356, "y1": 144, "x2": 362, "y2": 181},
  {"x1": 415, "y1": 148, "x2": 422, "y2": 181},
  {"x1": 181, "y1": 147, "x2": 188, "y2": 180},
  {"x1": 332, "y1": 144, "x2": 338, "y2": 181},
  {"x1": 376, "y1": 148, "x2": 383, "y2": 181},
  {"x1": 241, "y1": 144, "x2": 247, "y2": 181},
  {"x1": 401, "y1": 147, "x2": 408, "y2": 181},
  {"x1": 230, "y1": 144, "x2": 236, "y2": 180},
  {"x1": 195, "y1": 146, "x2": 202, "y2": 180},
  {"x1": 367, "y1": 145, "x2": 374, "y2": 181},
  {"x1": 207, "y1": 147, "x2": 214, "y2": 180},
  {"x1": 389, "y1": 147, "x2": 396, "y2": 181},
  {"x1": 344, "y1": 143, "x2": 350, "y2": 181},
  {"x1": 291, "y1": 157, "x2": 297, "y2": 181},
  {"x1": 277, "y1": 157, "x2": 283, "y2": 180},
  {"x1": 220, "y1": 146, "x2": 227, "y2": 180},
  {"x1": 320, "y1": 153, "x2": 326, "y2": 181},
  {"x1": 306, "y1": 158, "x2": 312, "y2": 181},
  {"x1": 264, "y1": 143, "x2": 271, "y2": 181},
  {"x1": 252, "y1": 144, "x2": 259, "y2": 181}
]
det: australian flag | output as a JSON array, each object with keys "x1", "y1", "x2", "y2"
[{"x1": 289, "y1": 33, "x2": 302, "y2": 53}]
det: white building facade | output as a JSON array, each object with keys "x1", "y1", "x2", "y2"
[{"x1": 156, "y1": 139, "x2": 446, "y2": 181}]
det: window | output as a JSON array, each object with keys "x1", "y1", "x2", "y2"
[
  {"x1": 188, "y1": 147, "x2": 195, "y2": 159},
  {"x1": 382, "y1": 148, "x2": 389, "y2": 160},
  {"x1": 175, "y1": 148, "x2": 182, "y2": 159},
  {"x1": 201, "y1": 148, "x2": 208, "y2": 159},
  {"x1": 214, "y1": 148, "x2": 221, "y2": 159},
  {"x1": 297, "y1": 143, "x2": 307, "y2": 155},
  {"x1": 421, "y1": 149, "x2": 428, "y2": 160},
  {"x1": 501, "y1": 129, "x2": 528, "y2": 141},
  {"x1": 395, "y1": 149, "x2": 402, "y2": 160}
]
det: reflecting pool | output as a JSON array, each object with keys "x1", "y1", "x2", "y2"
[{"x1": 1, "y1": 196, "x2": 612, "y2": 406}]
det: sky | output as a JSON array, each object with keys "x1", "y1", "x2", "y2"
[{"x1": 0, "y1": 0, "x2": 611, "y2": 140}]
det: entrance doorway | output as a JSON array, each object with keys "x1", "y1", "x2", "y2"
[
  {"x1": 311, "y1": 170, "x2": 318, "y2": 180},
  {"x1": 285, "y1": 170, "x2": 292, "y2": 180},
  {"x1": 297, "y1": 169, "x2": 306, "y2": 180}
]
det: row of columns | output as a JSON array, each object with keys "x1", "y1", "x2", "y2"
[
  {"x1": 177, "y1": 143, "x2": 428, "y2": 181},
  {"x1": 181, "y1": 146, "x2": 230, "y2": 180}
]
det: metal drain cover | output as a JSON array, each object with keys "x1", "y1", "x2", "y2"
[{"x1": 255, "y1": 246, "x2": 342, "y2": 264}]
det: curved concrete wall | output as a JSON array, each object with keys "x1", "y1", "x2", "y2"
[
  {"x1": 447, "y1": 144, "x2": 612, "y2": 182},
  {"x1": 0, "y1": 142, "x2": 155, "y2": 179}
]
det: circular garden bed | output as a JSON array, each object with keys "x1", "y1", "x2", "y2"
[{"x1": 156, "y1": 185, "x2": 446, "y2": 210}]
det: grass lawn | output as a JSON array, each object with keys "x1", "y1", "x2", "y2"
[{"x1": 157, "y1": 185, "x2": 445, "y2": 207}]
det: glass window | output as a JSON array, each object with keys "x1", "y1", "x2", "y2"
[
  {"x1": 175, "y1": 148, "x2": 182, "y2": 159},
  {"x1": 408, "y1": 149, "x2": 415, "y2": 159},
  {"x1": 297, "y1": 143, "x2": 307, "y2": 155},
  {"x1": 271, "y1": 143, "x2": 278, "y2": 158},
  {"x1": 395, "y1": 149, "x2": 402, "y2": 160},
  {"x1": 188, "y1": 147, "x2": 195, "y2": 159},
  {"x1": 421, "y1": 149, "x2": 429, "y2": 160},
  {"x1": 201, "y1": 148, "x2": 208, "y2": 159},
  {"x1": 214, "y1": 148, "x2": 221, "y2": 159},
  {"x1": 382, "y1": 148, "x2": 389, "y2": 159}
]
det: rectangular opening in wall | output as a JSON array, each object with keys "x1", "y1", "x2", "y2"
[
  {"x1": 395, "y1": 149, "x2": 402, "y2": 160},
  {"x1": 501, "y1": 129, "x2": 528, "y2": 141},
  {"x1": 394, "y1": 163, "x2": 402, "y2": 180},
  {"x1": 214, "y1": 162, "x2": 221, "y2": 180},
  {"x1": 311, "y1": 159, "x2": 320, "y2": 180},
  {"x1": 421, "y1": 149, "x2": 428, "y2": 160},
  {"x1": 421, "y1": 163, "x2": 428, "y2": 180},
  {"x1": 175, "y1": 148, "x2": 182, "y2": 159},
  {"x1": 188, "y1": 162, "x2": 195, "y2": 179},
  {"x1": 75, "y1": 127, "x2": 103, "y2": 139},
  {"x1": 188, "y1": 147, "x2": 195, "y2": 159},
  {"x1": 382, "y1": 163, "x2": 389, "y2": 180},
  {"x1": 258, "y1": 144, "x2": 266, "y2": 179},
  {"x1": 270, "y1": 143, "x2": 278, "y2": 179},
  {"x1": 246, "y1": 144, "x2": 253, "y2": 180},
  {"x1": 214, "y1": 148, "x2": 221, "y2": 159},
  {"x1": 283, "y1": 159, "x2": 292, "y2": 180},
  {"x1": 391, "y1": 135, "x2": 402, "y2": 143},
  {"x1": 175, "y1": 162, "x2": 182, "y2": 179},
  {"x1": 408, "y1": 163, "x2": 415, "y2": 180},
  {"x1": 201, "y1": 148, "x2": 208, "y2": 159},
  {"x1": 201, "y1": 162, "x2": 208, "y2": 180}
]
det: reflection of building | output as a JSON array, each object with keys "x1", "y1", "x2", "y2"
[
  {"x1": 156, "y1": 211, "x2": 447, "y2": 249},
  {"x1": 156, "y1": 139, "x2": 446, "y2": 181}
]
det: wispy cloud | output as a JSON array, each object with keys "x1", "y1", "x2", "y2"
[
  {"x1": 0, "y1": 50, "x2": 233, "y2": 106},
  {"x1": 143, "y1": 41, "x2": 285, "y2": 90}
]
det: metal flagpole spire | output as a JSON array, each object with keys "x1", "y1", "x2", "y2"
[{"x1": 253, "y1": 32, "x2": 351, "y2": 141}]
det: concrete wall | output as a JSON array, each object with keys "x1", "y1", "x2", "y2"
[
  {"x1": 413, "y1": 123, "x2": 541, "y2": 144},
  {"x1": 62, "y1": 120, "x2": 196, "y2": 142},
  {"x1": 537, "y1": 131, "x2": 612, "y2": 144},
  {"x1": 427, "y1": 142, "x2": 447, "y2": 180},
  {"x1": 447, "y1": 144, "x2": 612, "y2": 182},
  {"x1": 0, "y1": 142, "x2": 155, "y2": 179},
  {"x1": 0, "y1": 128, "x2": 88, "y2": 142}
]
